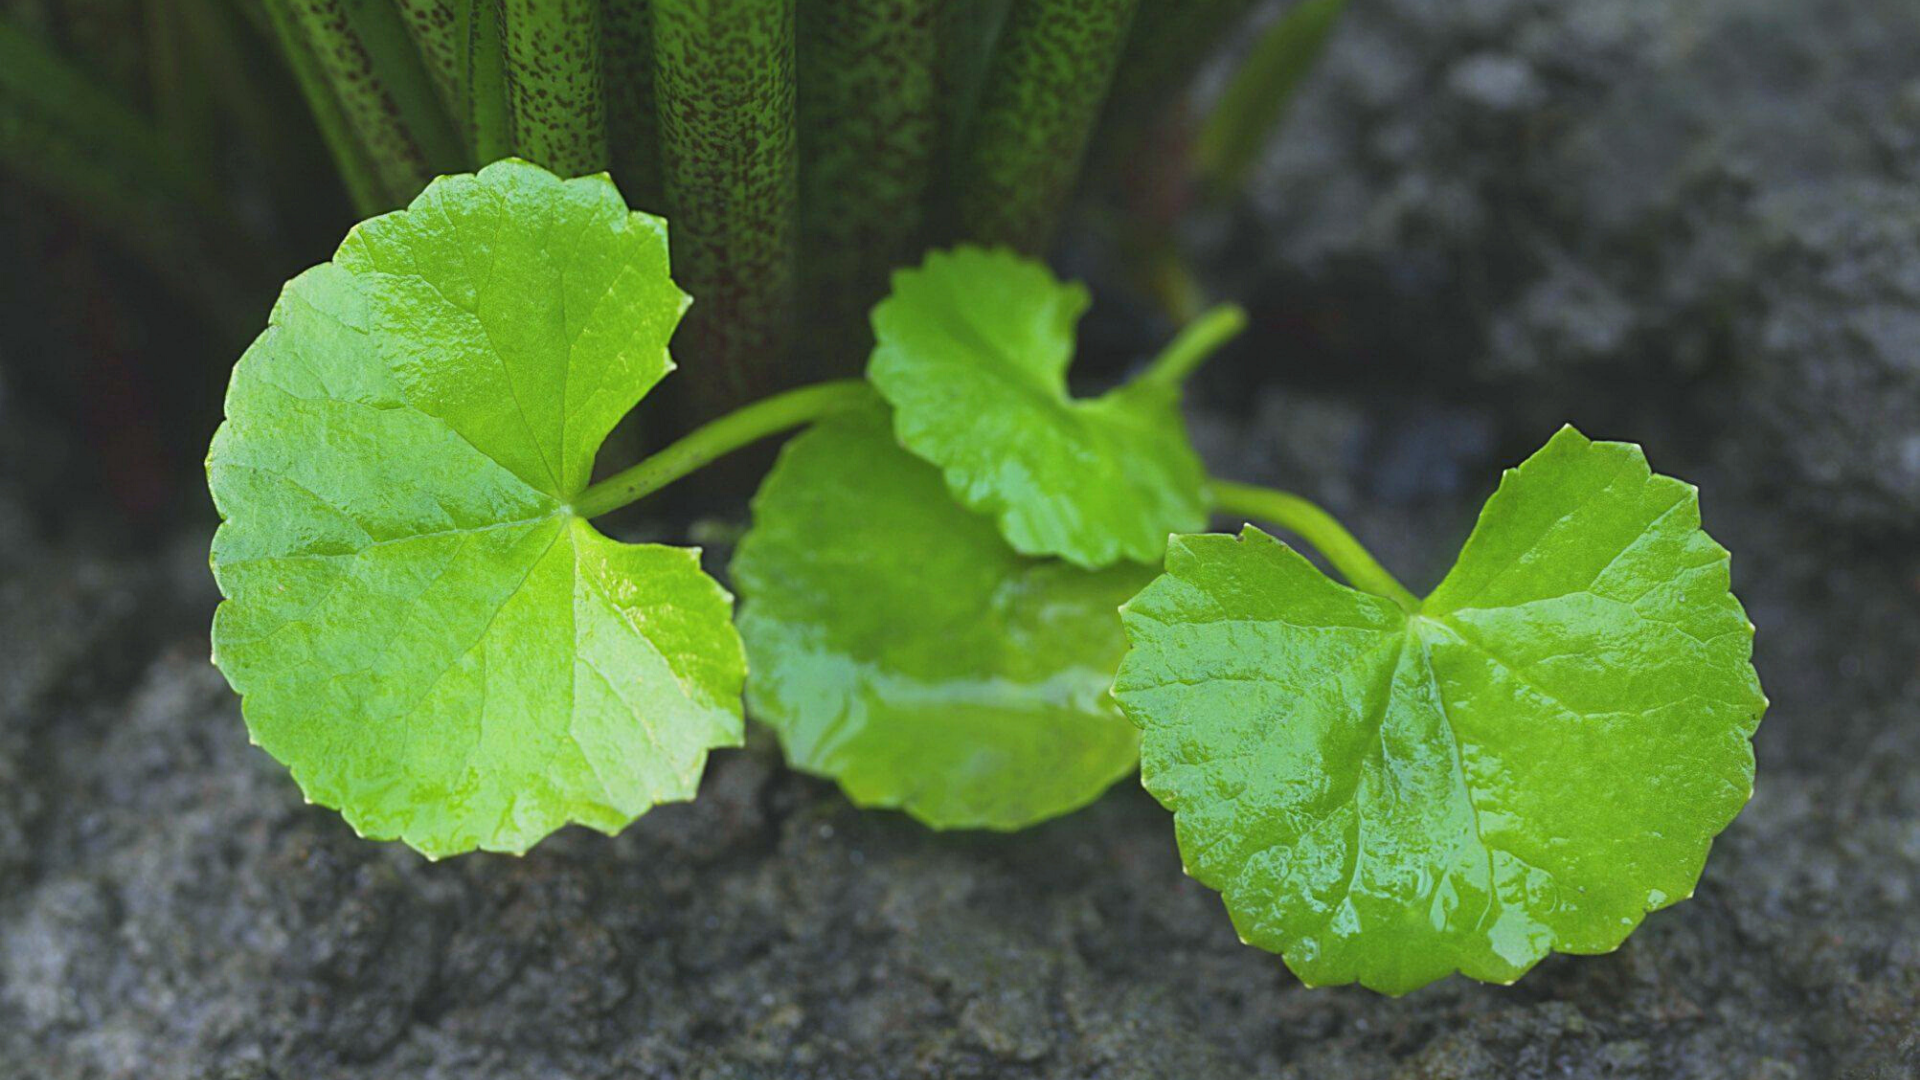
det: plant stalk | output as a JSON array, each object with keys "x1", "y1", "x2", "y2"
[
  {"x1": 653, "y1": 0, "x2": 799, "y2": 410},
  {"x1": 270, "y1": 0, "x2": 465, "y2": 205},
  {"x1": 955, "y1": 0, "x2": 1140, "y2": 253},
  {"x1": 573, "y1": 379, "x2": 873, "y2": 518},
  {"x1": 259, "y1": 0, "x2": 387, "y2": 214},
  {"x1": 1139, "y1": 302, "x2": 1246, "y2": 390},
  {"x1": 602, "y1": 0, "x2": 661, "y2": 207},
  {"x1": 502, "y1": 0, "x2": 611, "y2": 174},
  {"x1": 1210, "y1": 480, "x2": 1418, "y2": 611},
  {"x1": 797, "y1": 0, "x2": 940, "y2": 368}
]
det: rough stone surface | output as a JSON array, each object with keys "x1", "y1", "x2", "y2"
[
  {"x1": 1234, "y1": 0, "x2": 1920, "y2": 529},
  {"x1": 4, "y1": 374, "x2": 1919, "y2": 1079}
]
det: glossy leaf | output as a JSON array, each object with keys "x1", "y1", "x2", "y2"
[
  {"x1": 1113, "y1": 427, "x2": 1766, "y2": 994},
  {"x1": 208, "y1": 160, "x2": 744, "y2": 859},
  {"x1": 869, "y1": 246, "x2": 1209, "y2": 570},
  {"x1": 732, "y1": 405, "x2": 1150, "y2": 829}
]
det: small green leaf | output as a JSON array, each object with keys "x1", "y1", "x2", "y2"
[
  {"x1": 868, "y1": 246, "x2": 1209, "y2": 569},
  {"x1": 208, "y1": 160, "x2": 744, "y2": 859},
  {"x1": 1113, "y1": 427, "x2": 1766, "y2": 994},
  {"x1": 732, "y1": 405, "x2": 1150, "y2": 829}
]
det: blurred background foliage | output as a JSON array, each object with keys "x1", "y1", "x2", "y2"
[{"x1": 0, "y1": 0, "x2": 1343, "y2": 518}]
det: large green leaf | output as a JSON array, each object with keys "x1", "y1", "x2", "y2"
[
  {"x1": 868, "y1": 246, "x2": 1209, "y2": 569},
  {"x1": 208, "y1": 160, "x2": 744, "y2": 859},
  {"x1": 1113, "y1": 427, "x2": 1766, "y2": 994},
  {"x1": 732, "y1": 405, "x2": 1150, "y2": 829}
]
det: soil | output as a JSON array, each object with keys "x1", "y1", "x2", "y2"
[{"x1": 4, "y1": 1, "x2": 1919, "y2": 1077}]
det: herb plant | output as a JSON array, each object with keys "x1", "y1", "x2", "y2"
[{"x1": 208, "y1": 162, "x2": 1765, "y2": 993}]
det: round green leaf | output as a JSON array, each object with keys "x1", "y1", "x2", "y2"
[
  {"x1": 868, "y1": 246, "x2": 1208, "y2": 569},
  {"x1": 1113, "y1": 427, "x2": 1766, "y2": 994},
  {"x1": 732, "y1": 405, "x2": 1151, "y2": 829},
  {"x1": 208, "y1": 160, "x2": 745, "y2": 859}
]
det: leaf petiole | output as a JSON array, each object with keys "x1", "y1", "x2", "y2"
[
  {"x1": 1139, "y1": 302, "x2": 1249, "y2": 391},
  {"x1": 572, "y1": 378, "x2": 877, "y2": 518},
  {"x1": 1209, "y1": 479, "x2": 1418, "y2": 611}
]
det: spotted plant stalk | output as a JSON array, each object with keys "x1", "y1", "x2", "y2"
[
  {"x1": 653, "y1": 0, "x2": 798, "y2": 408},
  {"x1": 797, "y1": 0, "x2": 939, "y2": 364},
  {"x1": 602, "y1": 0, "x2": 661, "y2": 209},
  {"x1": 501, "y1": 0, "x2": 609, "y2": 174},
  {"x1": 955, "y1": 0, "x2": 1139, "y2": 253},
  {"x1": 266, "y1": 0, "x2": 464, "y2": 206}
]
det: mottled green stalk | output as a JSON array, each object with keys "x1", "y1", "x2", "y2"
[
  {"x1": 798, "y1": 0, "x2": 938, "y2": 366},
  {"x1": 934, "y1": 0, "x2": 1010, "y2": 157},
  {"x1": 654, "y1": 0, "x2": 798, "y2": 408},
  {"x1": 601, "y1": 0, "x2": 659, "y2": 207},
  {"x1": 272, "y1": 0, "x2": 464, "y2": 204},
  {"x1": 955, "y1": 0, "x2": 1139, "y2": 253},
  {"x1": 392, "y1": 0, "x2": 459, "y2": 112},
  {"x1": 462, "y1": 0, "x2": 512, "y2": 162},
  {"x1": 502, "y1": 0, "x2": 609, "y2": 174},
  {"x1": 259, "y1": 0, "x2": 386, "y2": 214},
  {"x1": 1196, "y1": 0, "x2": 1347, "y2": 191}
]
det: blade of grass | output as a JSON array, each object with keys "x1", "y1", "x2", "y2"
[
  {"x1": 954, "y1": 0, "x2": 1139, "y2": 253},
  {"x1": 1195, "y1": 0, "x2": 1347, "y2": 193},
  {"x1": 501, "y1": 0, "x2": 610, "y2": 174},
  {"x1": 601, "y1": 0, "x2": 659, "y2": 208},
  {"x1": 797, "y1": 0, "x2": 938, "y2": 368},
  {"x1": 270, "y1": 0, "x2": 465, "y2": 205},
  {"x1": 653, "y1": 0, "x2": 798, "y2": 409}
]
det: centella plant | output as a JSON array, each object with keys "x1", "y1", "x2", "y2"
[{"x1": 207, "y1": 161, "x2": 1763, "y2": 995}]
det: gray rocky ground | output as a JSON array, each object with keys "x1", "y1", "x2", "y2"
[{"x1": 4, "y1": 0, "x2": 1920, "y2": 1076}]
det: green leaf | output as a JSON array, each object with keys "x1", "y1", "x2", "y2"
[
  {"x1": 208, "y1": 160, "x2": 744, "y2": 859},
  {"x1": 868, "y1": 246, "x2": 1209, "y2": 570},
  {"x1": 732, "y1": 405, "x2": 1150, "y2": 830},
  {"x1": 1113, "y1": 427, "x2": 1766, "y2": 994}
]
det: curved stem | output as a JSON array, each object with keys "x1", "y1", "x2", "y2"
[
  {"x1": 1141, "y1": 302, "x2": 1248, "y2": 390},
  {"x1": 1210, "y1": 479, "x2": 1418, "y2": 611},
  {"x1": 572, "y1": 379, "x2": 875, "y2": 519}
]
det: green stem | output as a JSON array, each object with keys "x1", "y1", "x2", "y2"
[
  {"x1": 797, "y1": 0, "x2": 940, "y2": 369},
  {"x1": 392, "y1": 0, "x2": 462, "y2": 119},
  {"x1": 273, "y1": 0, "x2": 466, "y2": 205},
  {"x1": 502, "y1": 0, "x2": 611, "y2": 174},
  {"x1": 260, "y1": 0, "x2": 388, "y2": 215},
  {"x1": 602, "y1": 0, "x2": 661, "y2": 207},
  {"x1": 1210, "y1": 480, "x2": 1418, "y2": 611},
  {"x1": 462, "y1": 0, "x2": 514, "y2": 163},
  {"x1": 573, "y1": 379, "x2": 873, "y2": 518},
  {"x1": 653, "y1": 0, "x2": 799, "y2": 410},
  {"x1": 1140, "y1": 302, "x2": 1247, "y2": 390},
  {"x1": 955, "y1": 0, "x2": 1140, "y2": 253}
]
